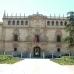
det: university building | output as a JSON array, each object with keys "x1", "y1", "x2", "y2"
[{"x1": 0, "y1": 12, "x2": 73, "y2": 58}]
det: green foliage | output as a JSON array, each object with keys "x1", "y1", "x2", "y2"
[
  {"x1": 0, "y1": 55, "x2": 20, "y2": 64},
  {"x1": 64, "y1": 11, "x2": 74, "y2": 47},
  {"x1": 53, "y1": 56, "x2": 74, "y2": 65}
]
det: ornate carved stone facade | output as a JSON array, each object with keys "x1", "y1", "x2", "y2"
[{"x1": 0, "y1": 12, "x2": 73, "y2": 58}]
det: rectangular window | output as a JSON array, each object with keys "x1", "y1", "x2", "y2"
[
  {"x1": 60, "y1": 21, "x2": 63, "y2": 26},
  {"x1": 12, "y1": 21, "x2": 15, "y2": 25},
  {"x1": 8, "y1": 21, "x2": 11, "y2": 25},
  {"x1": 21, "y1": 21, "x2": 24, "y2": 25},
  {"x1": 52, "y1": 21, "x2": 54, "y2": 26},
  {"x1": 64, "y1": 21, "x2": 67, "y2": 26},
  {"x1": 56, "y1": 21, "x2": 58, "y2": 26},
  {"x1": 17, "y1": 21, "x2": 19, "y2": 25},
  {"x1": 47, "y1": 21, "x2": 50, "y2": 25},
  {"x1": 25, "y1": 21, "x2": 28, "y2": 25}
]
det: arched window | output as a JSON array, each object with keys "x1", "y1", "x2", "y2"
[
  {"x1": 60, "y1": 21, "x2": 63, "y2": 26},
  {"x1": 12, "y1": 20, "x2": 15, "y2": 25},
  {"x1": 14, "y1": 34, "x2": 18, "y2": 41},
  {"x1": 47, "y1": 21, "x2": 50, "y2": 25},
  {"x1": 57, "y1": 35, "x2": 61, "y2": 42},
  {"x1": 8, "y1": 20, "x2": 11, "y2": 25},
  {"x1": 52, "y1": 21, "x2": 54, "y2": 26},
  {"x1": 56, "y1": 21, "x2": 58, "y2": 26}
]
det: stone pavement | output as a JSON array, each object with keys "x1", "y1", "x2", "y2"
[
  {"x1": 63, "y1": 65, "x2": 74, "y2": 73},
  {"x1": 0, "y1": 59, "x2": 74, "y2": 74}
]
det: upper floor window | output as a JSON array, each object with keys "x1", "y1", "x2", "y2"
[
  {"x1": 64, "y1": 21, "x2": 67, "y2": 26},
  {"x1": 47, "y1": 21, "x2": 50, "y2": 25},
  {"x1": 25, "y1": 20, "x2": 28, "y2": 25},
  {"x1": 60, "y1": 21, "x2": 63, "y2": 26},
  {"x1": 21, "y1": 21, "x2": 24, "y2": 25},
  {"x1": 56, "y1": 21, "x2": 59, "y2": 26},
  {"x1": 17, "y1": 21, "x2": 19, "y2": 25},
  {"x1": 52, "y1": 21, "x2": 54, "y2": 26},
  {"x1": 56, "y1": 35, "x2": 61, "y2": 42},
  {"x1": 12, "y1": 20, "x2": 15, "y2": 25},
  {"x1": 8, "y1": 21, "x2": 11, "y2": 25}
]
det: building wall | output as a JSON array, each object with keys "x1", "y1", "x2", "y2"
[
  {"x1": 0, "y1": 13, "x2": 72, "y2": 57},
  {"x1": 0, "y1": 23, "x2": 3, "y2": 51}
]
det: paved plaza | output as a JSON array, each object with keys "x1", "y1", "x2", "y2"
[{"x1": 0, "y1": 59, "x2": 74, "y2": 74}]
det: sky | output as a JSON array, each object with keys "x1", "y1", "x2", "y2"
[{"x1": 0, "y1": 0, "x2": 74, "y2": 21}]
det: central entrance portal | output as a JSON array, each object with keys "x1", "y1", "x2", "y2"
[{"x1": 33, "y1": 46, "x2": 41, "y2": 58}]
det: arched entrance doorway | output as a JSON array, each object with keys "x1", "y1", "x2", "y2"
[{"x1": 33, "y1": 46, "x2": 41, "y2": 58}]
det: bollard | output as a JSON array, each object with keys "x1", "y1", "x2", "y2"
[
  {"x1": 43, "y1": 52, "x2": 45, "y2": 58},
  {"x1": 21, "y1": 52, "x2": 22, "y2": 58},
  {"x1": 52, "y1": 53, "x2": 54, "y2": 59},
  {"x1": 4, "y1": 51, "x2": 5, "y2": 55},
  {"x1": 12, "y1": 52, "x2": 13, "y2": 57},
  {"x1": 30, "y1": 53, "x2": 31, "y2": 58},
  {"x1": 69, "y1": 52, "x2": 70, "y2": 58}
]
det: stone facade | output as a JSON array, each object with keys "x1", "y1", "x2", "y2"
[{"x1": 0, "y1": 12, "x2": 73, "y2": 58}]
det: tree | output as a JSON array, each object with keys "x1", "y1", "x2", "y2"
[{"x1": 65, "y1": 11, "x2": 74, "y2": 55}]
